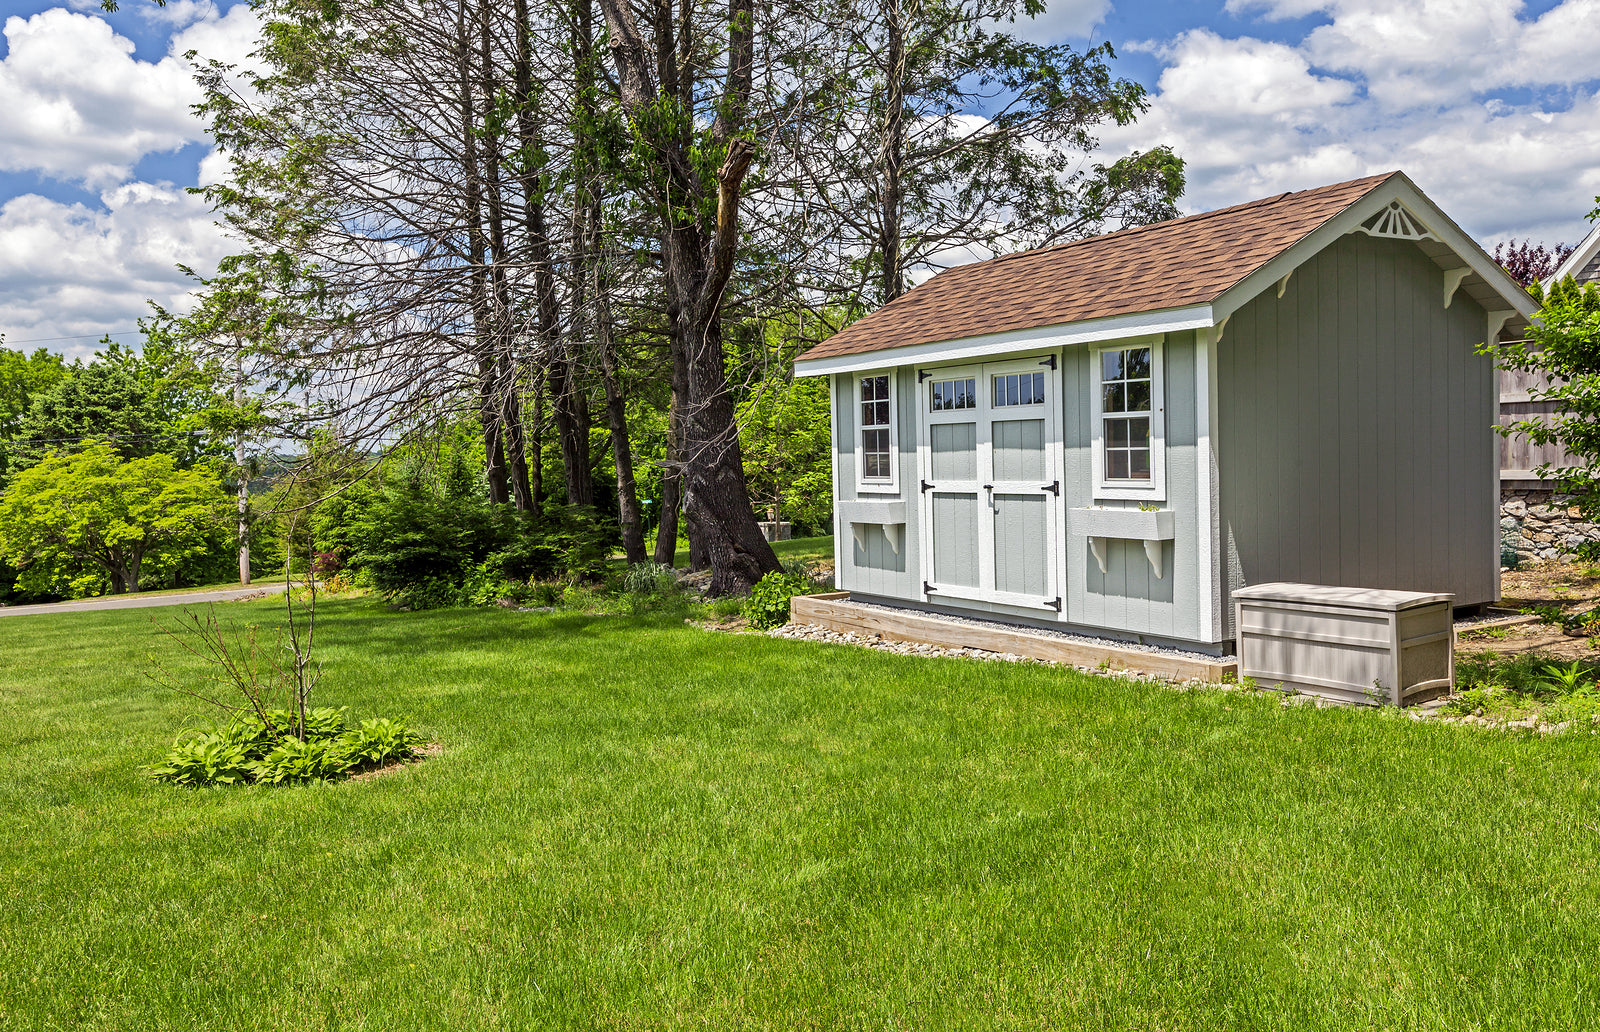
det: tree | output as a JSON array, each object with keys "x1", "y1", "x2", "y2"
[
  {"x1": 0, "y1": 444, "x2": 226, "y2": 595},
  {"x1": 1499, "y1": 275, "x2": 1600, "y2": 541},
  {"x1": 787, "y1": 0, "x2": 1184, "y2": 305},
  {"x1": 595, "y1": 0, "x2": 786, "y2": 593},
  {"x1": 0, "y1": 345, "x2": 68, "y2": 487},
  {"x1": 1493, "y1": 239, "x2": 1576, "y2": 288}
]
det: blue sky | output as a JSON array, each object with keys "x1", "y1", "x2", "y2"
[{"x1": 0, "y1": 0, "x2": 1597, "y2": 358}]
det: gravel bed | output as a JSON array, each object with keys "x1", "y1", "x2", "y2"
[
  {"x1": 845, "y1": 599, "x2": 1221, "y2": 660},
  {"x1": 766, "y1": 621, "x2": 1218, "y2": 689},
  {"x1": 1453, "y1": 608, "x2": 1536, "y2": 631}
]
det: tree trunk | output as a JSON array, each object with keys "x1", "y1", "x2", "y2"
[
  {"x1": 598, "y1": 340, "x2": 647, "y2": 564},
  {"x1": 528, "y1": 383, "x2": 544, "y2": 513},
  {"x1": 595, "y1": 0, "x2": 779, "y2": 594},
  {"x1": 455, "y1": 7, "x2": 508, "y2": 504},
  {"x1": 878, "y1": 0, "x2": 908, "y2": 303},
  {"x1": 652, "y1": 389, "x2": 682, "y2": 565}
]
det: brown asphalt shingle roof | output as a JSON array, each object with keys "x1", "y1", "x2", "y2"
[{"x1": 801, "y1": 171, "x2": 1400, "y2": 363}]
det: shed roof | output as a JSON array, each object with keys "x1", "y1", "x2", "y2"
[{"x1": 801, "y1": 172, "x2": 1401, "y2": 365}]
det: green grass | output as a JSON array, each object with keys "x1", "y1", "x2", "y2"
[
  {"x1": 666, "y1": 533, "x2": 834, "y2": 569},
  {"x1": 3, "y1": 599, "x2": 1600, "y2": 1029}
]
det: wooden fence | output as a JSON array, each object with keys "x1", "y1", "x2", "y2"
[{"x1": 1499, "y1": 356, "x2": 1575, "y2": 484}]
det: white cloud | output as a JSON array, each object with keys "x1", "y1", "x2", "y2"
[
  {"x1": 1013, "y1": 0, "x2": 1112, "y2": 42},
  {"x1": 138, "y1": 0, "x2": 220, "y2": 30},
  {"x1": 0, "y1": 9, "x2": 203, "y2": 187},
  {"x1": 0, "y1": 180, "x2": 231, "y2": 360},
  {"x1": 1220, "y1": 1, "x2": 1600, "y2": 108},
  {"x1": 1103, "y1": 7, "x2": 1600, "y2": 246},
  {"x1": 0, "y1": 5, "x2": 261, "y2": 190}
]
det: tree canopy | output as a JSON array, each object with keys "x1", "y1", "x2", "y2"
[{"x1": 0, "y1": 444, "x2": 226, "y2": 596}]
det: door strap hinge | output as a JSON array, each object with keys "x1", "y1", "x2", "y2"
[
  {"x1": 924, "y1": 581, "x2": 937, "y2": 594},
  {"x1": 920, "y1": 479, "x2": 934, "y2": 493},
  {"x1": 918, "y1": 369, "x2": 932, "y2": 383},
  {"x1": 1047, "y1": 597, "x2": 1062, "y2": 612},
  {"x1": 1040, "y1": 480, "x2": 1060, "y2": 496},
  {"x1": 1038, "y1": 355, "x2": 1058, "y2": 370}
]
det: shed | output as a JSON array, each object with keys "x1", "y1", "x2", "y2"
[{"x1": 794, "y1": 172, "x2": 1541, "y2": 653}]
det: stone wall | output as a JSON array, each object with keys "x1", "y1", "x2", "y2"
[{"x1": 1501, "y1": 488, "x2": 1600, "y2": 565}]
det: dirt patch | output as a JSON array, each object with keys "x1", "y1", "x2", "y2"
[
  {"x1": 347, "y1": 741, "x2": 442, "y2": 783},
  {"x1": 1454, "y1": 561, "x2": 1600, "y2": 662},
  {"x1": 1499, "y1": 562, "x2": 1600, "y2": 612}
]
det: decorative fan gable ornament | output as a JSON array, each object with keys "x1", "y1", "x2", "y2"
[{"x1": 1357, "y1": 200, "x2": 1436, "y2": 242}]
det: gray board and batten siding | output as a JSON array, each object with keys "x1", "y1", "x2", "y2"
[
  {"x1": 1216, "y1": 232, "x2": 1498, "y2": 639},
  {"x1": 832, "y1": 330, "x2": 1214, "y2": 650}
]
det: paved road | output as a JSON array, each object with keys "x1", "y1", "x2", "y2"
[{"x1": 0, "y1": 585, "x2": 287, "y2": 619}]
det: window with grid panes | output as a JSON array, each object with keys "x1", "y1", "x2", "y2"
[
  {"x1": 929, "y1": 377, "x2": 976, "y2": 411},
  {"x1": 859, "y1": 374, "x2": 892, "y2": 480},
  {"x1": 1100, "y1": 346, "x2": 1152, "y2": 481}
]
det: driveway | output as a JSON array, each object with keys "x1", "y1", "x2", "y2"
[{"x1": 0, "y1": 584, "x2": 287, "y2": 619}]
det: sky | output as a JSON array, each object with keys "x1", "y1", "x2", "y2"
[{"x1": 0, "y1": 0, "x2": 1596, "y2": 360}]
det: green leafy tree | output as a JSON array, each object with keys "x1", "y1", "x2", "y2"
[
  {"x1": 0, "y1": 444, "x2": 227, "y2": 595},
  {"x1": 1499, "y1": 269, "x2": 1600, "y2": 543},
  {"x1": 0, "y1": 345, "x2": 69, "y2": 486}
]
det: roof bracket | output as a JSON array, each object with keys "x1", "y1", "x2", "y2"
[
  {"x1": 1443, "y1": 267, "x2": 1472, "y2": 309},
  {"x1": 1277, "y1": 270, "x2": 1293, "y2": 299},
  {"x1": 1488, "y1": 310, "x2": 1517, "y2": 344},
  {"x1": 1038, "y1": 354, "x2": 1057, "y2": 370},
  {"x1": 1213, "y1": 314, "x2": 1232, "y2": 344}
]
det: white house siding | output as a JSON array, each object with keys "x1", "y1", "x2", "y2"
[
  {"x1": 1217, "y1": 232, "x2": 1498, "y2": 636},
  {"x1": 833, "y1": 369, "x2": 920, "y2": 598},
  {"x1": 832, "y1": 332, "x2": 1217, "y2": 649}
]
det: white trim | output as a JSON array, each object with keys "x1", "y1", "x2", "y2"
[
  {"x1": 1549, "y1": 221, "x2": 1600, "y2": 286},
  {"x1": 916, "y1": 351, "x2": 1063, "y2": 614},
  {"x1": 794, "y1": 305, "x2": 1214, "y2": 377},
  {"x1": 1214, "y1": 174, "x2": 1540, "y2": 328},
  {"x1": 1090, "y1": 338, "x2": 1166, "y2": 501},
  {"x1": 853, "y1": 368, "x2": 900, "y2": 496},
  {"x1": 1196, "y1": 328, "x2": 1220, "y2": 644},
  {"x1": 1443, "y1": 266, "x2": 1472, "y2": 308},
  {"x1": 829, "y1": 374, "x2": 845, "y2": 592}
]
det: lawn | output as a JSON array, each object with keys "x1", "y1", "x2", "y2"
[
  {"x1": 2, "y1": 598, "x2": 1598, "y2": 1029},
  {"x1": 666, "y1": 533, "x2": 835, "y2": 569}
]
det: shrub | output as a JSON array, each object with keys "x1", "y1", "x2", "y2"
[
  {"x1": 143, "y1": 729, "x2": 258, "y2": 786},
  {"x1": 747, "y1": 570, "x2": 813, "y2": 630},
  {"x1": 623, "y1": 562, "x2": 680, "y2": 597},
  {"x1": 146, "y1": 709, "x2": 426, "y2": 787}
]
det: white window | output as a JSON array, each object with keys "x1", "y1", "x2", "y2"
[
  {"x1": 992, "y1": 371, "x2": 1045, "y2": 408},
  {"x1": 929, "y1": 377, "x2": 976, "y2": 411},
  {"x1": 856, "y1": 370, "x2": 898, "y2": 493},
  {"x1": 1091, "y1": 340, "x2": 1165, "y2": 499}
]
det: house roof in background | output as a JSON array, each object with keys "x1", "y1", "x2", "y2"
[
  {"x1": 1549, "y1": 220, "x2": 1600, "y2": 285},
  {"x1": 800, "y1": 172, "x2": 1402, "y2": 365}
]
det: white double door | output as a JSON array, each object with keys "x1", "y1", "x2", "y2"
[{"x1": 917, "y1": 356, "x2": 1063, "y2": 612}]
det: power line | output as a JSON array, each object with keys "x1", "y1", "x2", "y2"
[{"x1": 0, "y1": 330, "x2": 142, "y2": 345}]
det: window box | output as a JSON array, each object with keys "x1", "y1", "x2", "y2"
[
  {"x1": 840, "y1": 500, "x2": 908, "y2": 555},
  {"x1": 1069, "y1": 506, "x2": 1174, "y2": 578}
]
